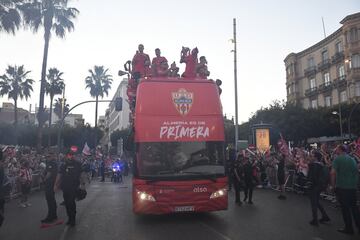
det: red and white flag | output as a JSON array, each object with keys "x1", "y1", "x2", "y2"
[
  {"x1": 277, "y1": 134, "x2": 289, "y2": 156},
  {"x1": 353, "y1": 138, "x2": 360, "y2": 159},
  {"x1": 82, "y1": 142, "x2": 91, "y2": 156},
  {"x1": 95, "y1": 149, "x2": 103, "y2": 159}
]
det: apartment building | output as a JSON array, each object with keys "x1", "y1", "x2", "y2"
[
  {"x1": 284, "y1": 12, "x2": 360, "y2": 108},
  {"x1": 101, "y1": 79, "x2": 130, "y2": 147}
]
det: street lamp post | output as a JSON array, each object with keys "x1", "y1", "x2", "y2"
[
  {"x1": 348, "y1": 102, "x2": 360, "y2": 140},
  {"x1": 332, "y1": 111, "x2": 343, "y2": 138},
  {"x1": 232, "y1": 18, "x2": 239, "y2": 151}
]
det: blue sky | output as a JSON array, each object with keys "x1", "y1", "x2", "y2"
[{"x1": 0, "y1": 0, "x2": 359, "y2": 125}]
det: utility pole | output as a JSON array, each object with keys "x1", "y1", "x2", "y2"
[{"x1": 233, "y1": 18, "x2": 239, "y2": 151}]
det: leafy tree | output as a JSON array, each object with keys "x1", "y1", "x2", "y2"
[
  {"x1": 0, "y1": 65, "x2": 34, "y2": 126},
  {"x1": 0, "y1": 123, "x2": 104, "y2": 149},
  {"x1": 224, "y1": 116, "x2": 235, "y2": 145},
  {"x1": 110, "y1": 128, "x2": 130, "y2": 147},
  {"x1": 0, "y1": 0, "x2": 22, "y2": 34},
  {"x1": 20, "y1": 0, "x2": 79, "y2": 149},
  {"x1": 244, "y1": 101, "x2": 360, "y2": 146},
  {"x1": 62, "y1": 124, "x2": 103, "y2": 149},
  {"x1": 85, "y1": 65, "x2": 113, "y2": 130}
]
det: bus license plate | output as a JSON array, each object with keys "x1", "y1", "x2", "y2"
[{"x1": 174, "y1": 206, "x2": 195, "y2": 212}]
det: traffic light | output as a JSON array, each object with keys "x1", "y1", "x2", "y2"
[{"x1": 115, "y1": 97, "x2": 122, "y2": 111}]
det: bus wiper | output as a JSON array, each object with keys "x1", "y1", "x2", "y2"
[{"x1": 180, "y1": 171, "x2": 217, "y2": 182}]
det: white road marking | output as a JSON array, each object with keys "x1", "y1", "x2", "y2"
[
  {"x1": 58, "y1": 225, "x2": 69, "y2": 240},
  {"x1": 199, "y1": 221, "x2": 233, "y2": 240}
]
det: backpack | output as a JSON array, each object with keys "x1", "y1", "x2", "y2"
[{"x1": 318, "y1": 165, "x2": 330, "y2": 189}]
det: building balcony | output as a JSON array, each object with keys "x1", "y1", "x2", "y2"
[
  {"x1": 317, "y1": 59, "x2": 331, "y2": 71},
  {"x1": 349, "y1": 68, "x2": 360, "y2": 79},
  {"x1": 345, "y1": 40, "x2": 360, "y2": 51},
  {"x1": 305, "y1": 87, "x2": 318, "y2": 97},
  {"x1": 333, "y1": 75, "x2": 347, "y2": 88},
  {"x1": 304, "y1": 66, "x2": 317, "y2": 77},
  {"x1": 331, "y1": 51, "x2": 344, "y2": 64},
  {"x1": 318, "y1": 82, "x2": 332, "y2": 93},
  {"x1": 287, "y1": 91, "x2": 300, "y2": 99}
]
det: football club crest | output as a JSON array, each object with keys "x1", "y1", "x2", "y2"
[{"x1": 172, "y1": 88, "x2": 193, "y2": 116}]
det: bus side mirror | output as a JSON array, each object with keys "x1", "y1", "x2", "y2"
[{"x1": 115, "y1": 97, "x2": 122, "y2": 111}]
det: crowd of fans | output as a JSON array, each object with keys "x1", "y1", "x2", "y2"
[
  {"x1": 228, "y1": 141, "x2": 360, "y2": 196},
  {"x1": 0, "y1": 145, "x2": 129, "y2": 203}
]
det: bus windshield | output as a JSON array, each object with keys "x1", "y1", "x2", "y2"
[{"x1": 137, "y1": 141, "x2": 225, "y2": 177}]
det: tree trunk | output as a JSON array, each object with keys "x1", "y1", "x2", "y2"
[
  {"x1": 95, "y1": 95, "x2": 98, "y2": 146},
  {"x1": 95, "y1": 95, "x2": 98, "y2": 129},
  {"x1": 37, "y1": 26, "x2": 51, "y2": 152},
  {"x1": 14, "y1": 98, "x2": 18, "y2": 145},
  {"x1": 14, "y1": 98, "x2": 18, "y2": 126},
  {"x1": 48, "y1": 95, "x2": 54, "y2": 147}
]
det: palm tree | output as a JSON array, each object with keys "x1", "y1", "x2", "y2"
[
  {"x1": 85, "y1": 65, "x2": 113, "y2": 133},
  {"x1": 45, "y1": 67, "x2": 64, "y2": 127},
  {"x1": 0, "y1": 0, "x2": 23, "y2": 34},
  {"x1": 20, "y1": 0, "x2": 79, "y2": 149},
  {"x1": 53, "y1": 97, "x2": 69, "y2": 120},
  {"x1": 0, "y1": 65, "x2": 34, "y2": 126},
  {"x1": 45, "y1": 67, "x2": 64, "y2": 146}
]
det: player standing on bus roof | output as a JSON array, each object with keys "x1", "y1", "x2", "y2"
[
  {"x1": 132, "y1": 44, "x2": 150, "y2": 78},
  {"x1": 152, "y1": 48, "x2": 168, "y2": 76}
]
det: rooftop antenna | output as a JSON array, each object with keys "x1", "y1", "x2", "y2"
[{"x1": 322, "y1": 17, "x2": 327, "y2": 38}]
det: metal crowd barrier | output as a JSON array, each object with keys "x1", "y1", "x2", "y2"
[{"x1": 5, "y1": 173, "x2": 42, "y2": 200}]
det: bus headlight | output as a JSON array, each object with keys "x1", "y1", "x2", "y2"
[
  {"x1": 210, "y1": 188, "x2": 227, "y2": 199},
  {"x1": 136, "y1": 190, "x2": 156, "y2": 202}
]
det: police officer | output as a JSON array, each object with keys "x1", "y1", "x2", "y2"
[
  {"x1": 41, "y1": 151, "x2": 58, "y2": 223},
  {"x1": 233, "y1": 154, "x2": 244, "y2": 205},
  {"x1": 100, "y1": 158, "x2": 105, "y2": 182},
  {"x1": 243, "y1": 156, "x2": 255, "y2": 204},
  {"x1": 54, "y1": 152, "x2": 82, "y2": 227}
]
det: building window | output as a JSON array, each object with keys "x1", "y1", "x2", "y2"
[
  {"x1": 355, "y1": 82, "x2": 360, "y2": 97},
  {"x1": 310, "y1": 78, "x2": 316, "y2": 89},
  {"x1": 308, "y1": 57, "x2": 315, "y2": 67},
  {"x1": 325, "y1": 96, "x2": 332, "y2": 107},
  {"x1": 351, "y1": 54, "x2": 360, "y2": 69},
  {"x1": 335, "y1": 42, "x2": 343, "y2": 53},
  {"x1": 286, "y1": 65, "x2": 293, "y2": 76},
  {"x1": 324, "y1": 72, "x2": 330, "y2": 86},
  {"x1": 311, "y1": 99, "x2": 318, "y2": 109},
  {"x1": 348, "y1": 28, "x2": 359, "y2": 42},
  {"x1": 287, "y1": 86, "x2": 291, "y2": 95},
  {"x1": 321, "y1": 50, "x2": 328, "y2": 61},
  {"x1": 340, "y1": 91, "x2": 347, "y2": 103},
  {"x1": 338, "y1": 65, "x2": 345, "y2": 77}
]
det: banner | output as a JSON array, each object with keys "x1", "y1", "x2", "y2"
[
  {"x1": 135, "y1": 116, "x2": 224, "y2": 142},
  {"x1": 255, "y1": 129, "x2": 270, "y2": 153}
]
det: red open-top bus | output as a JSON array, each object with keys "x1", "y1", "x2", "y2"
[{"x1": 132, "y1": 77, "x2": 227, "y2": 214}]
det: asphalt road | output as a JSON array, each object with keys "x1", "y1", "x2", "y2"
[{"x1": 0, "y1": 177, "x2": 358, "y2": 240}]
